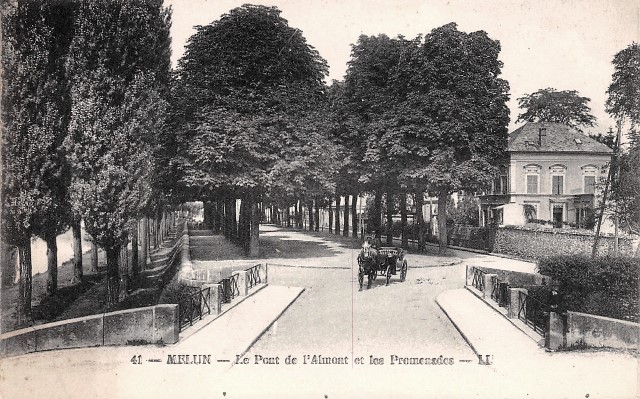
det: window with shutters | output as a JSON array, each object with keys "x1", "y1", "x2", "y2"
[
  {"x1": 523, "y1": 164, "x2": 541, "y2": 194},
  {"x1": 526, "y1": 175, "x2": 538, "y2": 194},
  {"x1": 552, "y1": 175, "x2": 564, "y2": 195},
  {"x1": 582, "y1": 165, "x2": 598, "y2": 194},
  {"x1": 549, "y1": 165, "x2": 566, "y2": 195},
  {"x1": 584, "y1": 175, "x2": 596, "y2": 194}
]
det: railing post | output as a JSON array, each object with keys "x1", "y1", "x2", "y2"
[
  {"x1": 264, "y1": 263, "x2": 268, "y2": 284},
  {"x1": 547, "y1": 311, "x2": 566, "y2": 350},
  {"x1": 483, "y1": 273, "x2": 497, "y2": 299},
  {"x1": 234, "y1": 270, "x2": 248, "y2": 296},
  {"x1": 209, "y1": 283, "x2": 222, "y2": 315},
  {"x1": 508, "y1": 288, "x2": 527, "y2": 318}
]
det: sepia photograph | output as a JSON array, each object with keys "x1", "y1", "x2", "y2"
[{"x1": 0, "y1": 0, "x2": 638, "y2": 398}]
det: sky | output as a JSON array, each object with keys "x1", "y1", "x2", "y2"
[{"x1": 166, "y1": 0, "x2": 639, "y2": 134}]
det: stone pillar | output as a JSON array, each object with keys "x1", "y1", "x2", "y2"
[
  {"x1": 508, "y1": 288, "x2": 527, "y2": 319},
  {"x1": 264, "y1": 263, "x2": 268, "y2": 285},
  {"x1": 234, "y1": 270, "x2": 248, "y2": 296},
  {"x1": 483, "y1": 273, "x2": 497, "y2": 299},
  {"x1": 208, "y1": 283, "x2": 222, "y2": 315},
  {"x1": 547, "y1": 311, "x2": 566, "y2": 350}
]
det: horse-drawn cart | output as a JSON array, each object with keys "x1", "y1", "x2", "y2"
[{"x1": 357, "y1": 240, "x2": 408, "y2": 290}]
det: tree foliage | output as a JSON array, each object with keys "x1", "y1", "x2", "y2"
[
  {"x1": 1, "y1": 0, "x2": 79, "y2": 319},
  {"x1": 174, "y1": 5, "x2": 331, "y2": 199},
  {"x1": 516, "y1": 88, "x2": 596, "y2": 132},
  {"x1": 605, "y1": 43, "x2": 640, "y2": 240},
  {"x1": 606, "y1": 42, "x2": 640, "y2": 130},
  {"x1": 65, "y1": 0, "x2": 172, "y2": 303}
]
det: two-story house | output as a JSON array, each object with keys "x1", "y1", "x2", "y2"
[{"x1": 480, "y1": 122, "x2": 613, "y2": 228}]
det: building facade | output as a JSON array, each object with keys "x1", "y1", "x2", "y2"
[{"x1": 480, "y1": 122, "x2": 613, "y2": 228}]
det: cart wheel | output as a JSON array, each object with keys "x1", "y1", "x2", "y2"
[
  {"x1": 385, "y1": 263, "x2": 391, "y2": 286},
  {"x1": 400, "y1": 260, "x2": 407, "y2": 282}
]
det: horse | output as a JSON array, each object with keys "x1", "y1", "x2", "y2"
[{"x1": 357, "y1": 241, "x2": 381, "y2": 290}]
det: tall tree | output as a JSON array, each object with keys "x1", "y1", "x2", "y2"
[
  {"x1": 65, "y1": 0, "x2": 172, "y2": 305},
  {"x1": 174, "y1": 5, "x2": 329, "y2": 256},
  {"x1": 606, "y1": 43, "x2": 640, "y2": 245},
  {"x1": 516, "y1": 88, "x2": 596, "y2": 132},
  {"x1": 340, "y1": 34, "x2": 408, "y2": 234},
  {"x1": 402, "y1": 23, "x2": 510, "y2": 253},
  {"x1": 1, "y1": 0, "x2": 75, "y2": 322}
]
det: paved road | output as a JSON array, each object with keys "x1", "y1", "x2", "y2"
[{"x1": 0, "y1": 226, "x2": 542, "y2": 399}]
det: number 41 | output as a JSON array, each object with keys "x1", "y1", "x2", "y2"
[{"x1": 131, "y1": 355, "x2": 142, "y2": 365}]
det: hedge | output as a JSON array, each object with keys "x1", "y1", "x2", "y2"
[{"x1": 538, "y1": 255, "x2": 639, "y2": 322}]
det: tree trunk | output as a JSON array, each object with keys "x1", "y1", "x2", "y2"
[
  {"x1": 140, "y1": 215, "x2": 149, "y2": 270},
  {"x1": 307, "y1": 200, "x2": 314, "y2": 231},
  {"x1": 215, "y1": 202, "x2": 223, "y2": 233},
  {"x1": 373, "y1": 192, "x2": 383, "y2": 241},
  {"x1": 415, "y1": 190, "x2": 425, "y2": 251},
  {"x1": 401, "y1": 193, "x2": 408, "y2": 248},
  {"x1": 437, "y1": 191, "x2": 449, "y2": 254},
  {"x1": 343, "y1": 194, "x2": 350, "y2": 237},
  {"x1": 90, "y1": 240, "x2": 99, "y2": 273},
  {"x1": 106, "y1": 246, "x2": 120, "y2": 308},
  {"x1": 17, "y1": 241, "x2": 32, "y2": 326},
  {"x1": 314, "y1": 199, "x2": 320, "y2": 232},
  {"x1": 328, "y1": 201, "x2": 333, "y2": 233},
  {"x1": 45, "y1": 233, "x2": 58, "y2": 296},
  {"x1": 241, "y1": 197, "x2": 251, "y2": 252},
  {"x1": 285, "y1": 205, "x2": 291, "y2": 228},
  {"x1": 293, "y1": 200, "x2": 300, "y2": 229},
  {"x1": 334, "y1": 194, "x2": 341, "y2": 235},
  {"x1": 118, "y1": 244, "x2": 129, "y2": 301},
  {"x1": 149, "y1": 214, "x2": 157, "y2": 249},
  {"x1": 72, "y1": 218, "x2": 83, "y2": 283},
  {"x1": 298, "y1": 201, "x2": 303, "y2": 229},
  {"x1": 203, "y1": 201, "x2": 211, "y2": 228},
  {"x1": 1, "y1": 243, "x2": 18, "y2": 287},
  {"x1": 249, "y1": 194, "x2": 260, "y2": 258},
  {"x1": 386, "y1": 192, "x2": 394, "y2": 245},
  {"x1": 131, "y1": 220, "x2": 139, "y2": 284},
  {"x1": 351, "y1": 194, "x2": 358, "y2": 238}
]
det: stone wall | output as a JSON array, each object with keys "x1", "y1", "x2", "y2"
[
  {"x1": 0, "y1": 304, "x2": 179, "y2": 358},
  {"x1": 492, "y1": 226, "x2": 635, "y2": 260},
  {"x1": 556, "y1": 311, "x2": 639, "y2": 351}
]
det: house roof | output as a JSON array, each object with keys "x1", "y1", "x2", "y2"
[{"x1": 508, "y1": 122, "x2": 613, "y2": 154}]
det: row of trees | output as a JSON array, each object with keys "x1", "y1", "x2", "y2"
[
  {"x1": 174, "y1": 8, "x2": 511, "y2": 254},
  {"x1": 1, "y1": 0, "x2": 175, "y2": 324}
]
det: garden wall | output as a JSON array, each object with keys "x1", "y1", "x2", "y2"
[
  {"x1": 562, "y1": 311, "x2": 639, "y2": 351},
  {"x1": 492, "y1": 226, "x2": 635, "y2": 260}
]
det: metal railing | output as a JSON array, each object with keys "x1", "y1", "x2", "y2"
[
  {"x1": 490, "y1": 276, "x2": 510, "y2": 307},
  {"x1": 471, "y1": 267, "x2": 485, "y2": 292},
  {"x1": 518, "y1": 291, "x2": 549, "y2": 336},
  {"x1": 219, "y1": 273, "x2": 240, "y2": 304},
  {"x1": 179, "y1": 286, "x2": 211, "y2": 331},
  {"x1": 246, "y1": 264, "x2": 262, "y2": 289}
]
